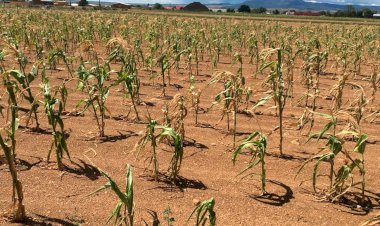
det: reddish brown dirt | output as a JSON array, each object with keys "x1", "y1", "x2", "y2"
[{"x1": 0, "y1": 46, "x2": 380, "y2": 225}]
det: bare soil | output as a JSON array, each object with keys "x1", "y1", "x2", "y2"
[{"x1": 1, "y1": 35, "x2": 380, "y2": 226}]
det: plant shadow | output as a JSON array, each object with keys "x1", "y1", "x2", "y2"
[
  {"x1": 16, "y1": 157, "x2": 43, "y2": 171},
  {"x1": 63, "y1": 159, "x2": 101, "y2": 181},
  {"x1": 19, "y1": 125, "x2": 51, "y2": 135},
  {"x1": 183, "y1": 137, "x2": 208, "y2": 149},
  {"x1": 267, "y1": 152, "x2": 309, "y2": 162},
  {"x1": 99, "y1": 130, "x2": 137, "y2": 143},
  {"x1": 249, "y1": 180, "x2": 294, "y2": 206},
  {"x1": 143, "y1": 173, "x2": 207, "y2": 192},
  {"x1": 23, "y1": 214, "x2": 82, "y2": 226},
  {"x1": 333, "y1": 188, "x2": 380, "y2": 216}
]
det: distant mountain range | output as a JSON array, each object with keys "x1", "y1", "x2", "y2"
[
  {"x1": 237, "y1": 0, "x2": 380, "y2": 11},
  {"x1": 93, "y1": 0, "x2": 380, "y2": 11}
]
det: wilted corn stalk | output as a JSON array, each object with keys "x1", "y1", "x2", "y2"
[
  {"x1": 352, "y1": 134, "x2": 368, "y2": 203},
  {"x1": 76, "y1": 59, "x2": 113, "y2": 137},
  {"x1": 7, "y1": 65, "x2": 40, "y2": 129},
  {"x1": 300, "y1": 111, "x2": 338, "y2": 192},
  {"x1": 298, "y1": 51, "x2": 328, "y2": 134},
  {"x1": 256, "y1": 48, "x2": 288, "y2": 155},
  {"x1": 107, "y1": 40, "x2": 141, "y2": 121},
  {"x1": 322, "y1": 133, "x2": 368, "y2": 203},
  {"x1": 48, "y1": 48, "x2": 73, "y2": 78},
  {"x1": 157, "y1": 52, "x2": 170, "y2": 97},
  {"x1": 135, "y1": 118, "x2": 159, "y2": 180},
  {"x1": 90, "y1": 165, "x2": 134, "y2": 226},
  {"x1": 116, "y1": 64, "x2": 141, "y2": 121},
  {"x1": 234, "y1": 52, "x2": 243, "y2": 79},
  {"x1": 170, "y1": 94, "x2": 188, "y2": 142},
  {"x1": 297, "y1": 111, "x2": 365, "y2": 201},
  {"x1": 0, "y1": 49, "x2": 6, "y2": 73},
  {"x1": 346, "y1": 83, "x2": 368, "y2": 127},
  {"x1": 369, "y1": 64, "x2": 378, "y2": 103},
  {"x1": 0, "y1": 86, "x2": 26, "y2": 221},
  {"x1": 158, "y1": 126, "x2": 184, "y2": 184},
  {"x1": 297, "y1": 135, "x2": 343, "y2": 195},
  {"x1": 42, "y1": 77, "x2": 71, "y2": 170},
  {"x1": 3, "y1": 75, "x2": 19, "y2": 156},
  {"x1": 330, "y1": 72, "x2": 350, "y2": 112},
  {"x1": 209, "y1": 71, "x2": 245, "y2": 149},
  {"x1": 232, "y1": 132, "x2": 267, "y2": 195},
  {"x1": 187, "y1": 197, "x2": 216, "y2": 226},
  {"x1": 246, "y1": 34, "x2": 259, "y2": 74}
]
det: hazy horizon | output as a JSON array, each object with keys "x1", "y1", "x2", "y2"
[{"x1": 118, "y1": 0, "x2": 380, "y2": 6}]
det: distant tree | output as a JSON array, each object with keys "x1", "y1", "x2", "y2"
[
  {"x1": 227, "y1": 8, "x2": 235, "y2": 13},
  {"x1": 238, "y1": 4, "x2": 251, "y2": 13},
  {"x1": 273, "y1": 9, "x2": 280, "y2": 14},
  {"x1": 78, "y1": 0, "x2": 88, "y2": 6},
  {"x1": 333, "y1": 10, "x2": 345, "y2": 17},
  {"x1": 153, "y1": 3, "x2": 163, "y2": 10},
  {"x1": 362, "y1": 8, "x2": 375, "y2": 18},
  {"x1": 252, "y1": 7, "x2": 266, "y2": 14},
  {"x1": 346, "y1": 5, "x2": 356, "y2": 17}
]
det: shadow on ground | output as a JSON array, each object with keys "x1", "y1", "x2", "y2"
[{"x1": 249, "y1": 180, "x2": 294, "y2": 206}]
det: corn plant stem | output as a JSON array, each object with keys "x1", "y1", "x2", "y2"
[
  {"x1": 361, "y1": 153, "x2": 366, "y2": 204},
  {"x1": 152, "y1": 144, "x2": 158, "y2": 180},
  {"x1": 161, "y1": 63, "x2": 166, "y2": 97},
  {"x1": 277, "y1": 49, "x2": 284, "y2": 155},
  {"x1": 233, "y1": 101, "x2": 237, "y2": 150},
  {"x1": 329, "y1": 158, "x2": 334, "y2": 192},
  {"x1": 85, "y1": 86, "x2": 102, "y2": 137},
  {"x1": 261, "y1": 152, "x2": 267, "y2": 195},
  {"x1": 130, "y1": 94, "x2": 140, "y2": 121},
  {"x1": 0, "y1": 135, "x2": 26, "y2": 222}
]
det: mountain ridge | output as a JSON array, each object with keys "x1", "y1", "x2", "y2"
[{"x1": 238, "y1": 0, "x2": 380, "y2": 11}]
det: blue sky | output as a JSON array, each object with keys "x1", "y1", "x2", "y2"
[{"x1": 121, "y1": 0, "x2": 380, "y2": 5}]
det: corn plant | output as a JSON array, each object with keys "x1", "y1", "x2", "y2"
[
  {"x1": 297, "y1": 111, "x2": 338, "y2": 193},
  {"x1": 296, "y1": 111, "x2": 365, "y2": 201},
  {"x1": 135, "y1": 118, "x2": 159, "y2": 180},
  {"x1": 158, "y1": 126, "x2": 183, "y2": 184},
  {"x1": 7, "y1": 65, "x2": 40, "y2": 129},
  {"x1": 90, "y1": 165, "x2": 134, "y2": 226},
  {"x1": 0, "y1": 85, "x2": 26, "y2": 222},
  {"x1": 354, "y1": 134, "x2": 368, "y2": 202},
  {"x1": 3, "y1": 75, "x2": 18, "y2": 156},
  {"x1": 48, "y1": 48, "x2": 73, "y2": 78},
  {"x1": 247, "y1": 34, "x2": 260, "y2": 74},
  {"x1": 157, "y1": 52, "x2": 169, "y2": 96},
  {"x1": 170, "y1": 94, "x2": 188, "y2": 142},
  {"x1": 369, "y1": 64, "x2": 378, "y2": 103},
  {"x1": 0, "y1": 48, "x2": 6, "y2": 73},
  {"x1": 107, "y1": 43, "x2": 141, "y2": 121},
  {"x1": 187, "y1": 197, "x2": 216, "y2": 226},
  {"x1": 116, "y1": 66, "x2": 141, "y2": 121},
  {"x1": 255, "y1": 48, "x2": 288, "y2": 155},
  {"x1": 298, "y1": 51, "x2": 328, "y2": 134},
  {"x1": 209, "y1": 71, "x2": 245, "y2": 149},
  {"x1": 297, "y1": 135, "x2": 343, "y2": 197},
  {"x1": 232, "y1": 132, "x2": 267, "y2": 195},
  {"x1": 42, "y1": 77, "x2": 70, "y2": 170},
  {"x1": 76, "y1": 59, "x2": 113, "y2": 137}
]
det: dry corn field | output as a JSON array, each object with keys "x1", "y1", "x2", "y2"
[{"x1": 1, "y1": 7, "x2": 380, "y2": 226}]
